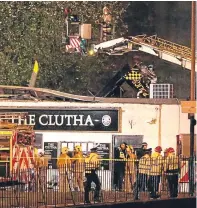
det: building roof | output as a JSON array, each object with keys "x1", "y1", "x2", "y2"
[{"x1": 0, "y1": 85, "x2": 183, "y2": 105}]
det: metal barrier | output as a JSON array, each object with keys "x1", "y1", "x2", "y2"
[{"x1": 0, "y1": 156, "x2": 196, "y2": 208}]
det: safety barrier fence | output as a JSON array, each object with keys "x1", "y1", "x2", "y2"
[{"x1": 0, "y1": 156, "x2": 196, "y2": 208}]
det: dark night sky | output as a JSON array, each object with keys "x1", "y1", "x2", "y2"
[
  {"x1": 124, "y1": 1, "x2": 192, "y2": 98},
  {"x1": 126, "y1": 1, "x2": 191, "y2": 46}
]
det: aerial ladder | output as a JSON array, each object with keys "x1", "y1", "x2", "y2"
[
  {"x1": 92, "y1": 34, "x2": 197, "y2": 71},
  {"x1": 28, "y1": 34, "x2": 195, "y2": 98},
  {"x1": 92, "y1": 34, "x2": 197, "y2": 98}
]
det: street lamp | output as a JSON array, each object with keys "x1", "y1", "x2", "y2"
[
  {"x1": 190, "y1": 1, "x2": 196, "y2": 158},
  {"x1": 189, "y1": 1, "x2": 196, "y2": 197}
]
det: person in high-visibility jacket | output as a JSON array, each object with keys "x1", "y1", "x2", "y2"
[
  {"x1": 34, "y1": 148, "x2": 44, "y2": 168},
  {"x1": 136, "y1": 142, "x2": 148, "y2": 159},
  {"x1": 134, "y1": 148, "x2": 151, "y2": 200},
  {"x1": 57, "y1": 147, "x2": 71, "y2": 192},
  {"x1": 102, "y1": 6, "x2": 112, "y2": 41},
  {"x1": 164, "y1": 148, "x2": 169, "y2": 158},
  {"x1": 84, "y1": 147, "x2": 101, "y2": 204},
  {"x1": 164, "y1": 147, "x2": 179, "y2": 198},
  {"x1": 72, "y1": 145, "x2": 85, "y2": 191},
  {"x1": 162, "y1": 148, "x2": 169, "y2": 191},
  {"x1": 148, "y1": 146, "x2": 163, "y2": 199},
  {"x1": 34, "y1": 149, "x2": 47, "y2": 191},
  {"x1": 125, "y1": 145, "x2": 137, "y2": 193}
]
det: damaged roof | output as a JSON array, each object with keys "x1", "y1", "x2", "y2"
[{"x1": 0, "y1": 85, "x2": 183, "y2": 105}]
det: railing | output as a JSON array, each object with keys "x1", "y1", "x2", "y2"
[
  {"x1": 0, "y1": 156, "x2": 196, "y2": 208},
  {"x1": 132, "y1": 35, "x2": 192, "y2": 59}
]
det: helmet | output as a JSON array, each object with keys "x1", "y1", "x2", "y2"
[
  {"x1": 103, "y1": 6, "x2": 110, "y2": 14},
  {"x1": 144, "y1": 148, "x2": 152, "y2": 155},
  {"x1": 142, "y1": 142, "x2": 148, "y2": 147},
  {"x1": 167, "y1": 147, "x2": 175, "y2": 153},
  {"x1": 61, "y1": 147, "x2": 69, "y2": 154},
  {"x1": 74, "y1": 145, "x2": 82, "y2": 152},
  {"x1": 126, "y1": 145, "x2": 132, "y2": 150},
  {"x1": 128, "y1": 145, "x2": 134, "y2": 153},
  {"x1": 155, "y1": 146, "x2": 162, "y2": 153}
]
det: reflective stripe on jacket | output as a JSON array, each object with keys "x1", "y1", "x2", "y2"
[
  {"x1": 35, "y1": 155, "x2": 45, "y2": 168},
  {"x1": 164, "y1": 153, "x2": 179, "y2": 175},
  {"x1": 125, "y1": 154, "x2": 137, "y2": 174},
  {"x1": 57, "y1": 153, "x2": 71, "y2": 168},
  {"x1": 72, "y1": 152, "x2": 85, "y2": 173},
  {"x1": 149, "y1": 152, "x2": 163, "y2": 176},
  {"x1": 85, "y1": 153, "x2": 100, "y2": 173},
  {"x1": 139, "y1": 154, "x2": 151, "y2": 174}
]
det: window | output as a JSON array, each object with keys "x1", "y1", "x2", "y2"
[
  {"x1": 60, "y1": 141, "x2": 94, "y2": 157},
  {"x1": 34, "y1": 133, "x2": 43, "y2": 149}
]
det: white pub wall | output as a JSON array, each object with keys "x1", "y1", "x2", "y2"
[
  {"x1": 34, "y1": 103, "x2": 190, "y2": 152},
  {"x1": 0, "y1": 101, "x2": 190, "y2": 152}
]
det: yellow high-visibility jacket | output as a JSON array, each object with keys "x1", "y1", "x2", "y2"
[
  {"x1": 35, "y1": 155, "x2": 45, "y2": 169},
  {"x1": 85, "y1": 153, "x2": 100, "y2": 173},
  {"x1": 125, "y1": 153, "x2": 137, "y2": 174},
  {"x1": 139, "y1": 154, "x2": 151, "y2": 175},
  {"x1": 149, "y1": 152, "x2": 163, "y2": 176},
  {"x1": 164, "y1": 153, "x2": 179, "y2": 175},
  {"x1": 72, "y1": 152, "x2": 85, "y2": 173},
  {"x1": 57, "y1": 153, "x2": 71, "y2": 168}
]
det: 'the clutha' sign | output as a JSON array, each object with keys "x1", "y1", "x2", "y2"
[{"x1": 0, "y1": 109, "x2": 119, "y2": 132}]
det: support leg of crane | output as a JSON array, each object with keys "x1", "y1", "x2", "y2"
[
  {"x1": 181, "y1": 59, "x2": 187, "y2": 69},
  {"x1": 158, "y1": 51, "x2": 162, "y2": 59}
]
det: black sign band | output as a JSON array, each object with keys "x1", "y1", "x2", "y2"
[{"x1": 0, "y1": 109, "x2": 119, "y2": 132}]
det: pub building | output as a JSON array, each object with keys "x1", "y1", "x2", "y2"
[{"x1": 0, "y1": 98, "x2": 195, "y2": 189}]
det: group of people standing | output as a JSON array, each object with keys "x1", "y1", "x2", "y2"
[
  {"x1": 33, "y1": 141, "x2": 180, "y2": 203},
  {"x1": 114, "y1": 142, "x2": 180, "y2": 199},
  {"x1": 57, "y1": 145, "x2": 101, "y2": 204}
]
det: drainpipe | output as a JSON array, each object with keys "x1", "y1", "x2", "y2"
[{"x1": 158, "y1": 105, "x2": 162, "y2": 146}]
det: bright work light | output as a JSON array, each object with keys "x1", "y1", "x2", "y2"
[{"x1": 88, "y1": 50, "x2": 95, "y2": 56}]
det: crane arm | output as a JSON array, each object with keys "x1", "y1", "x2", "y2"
[{"x1": 93, "y1": 35, "x2": 197, "y2": 71}]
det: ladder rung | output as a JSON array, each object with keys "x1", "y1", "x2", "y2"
[
  {"x1": 70, "y1": 22, "x2": 80, "y2": 25},
  {"x1": 135, "y1": 35, "x2": 192, "y2": 59}
]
